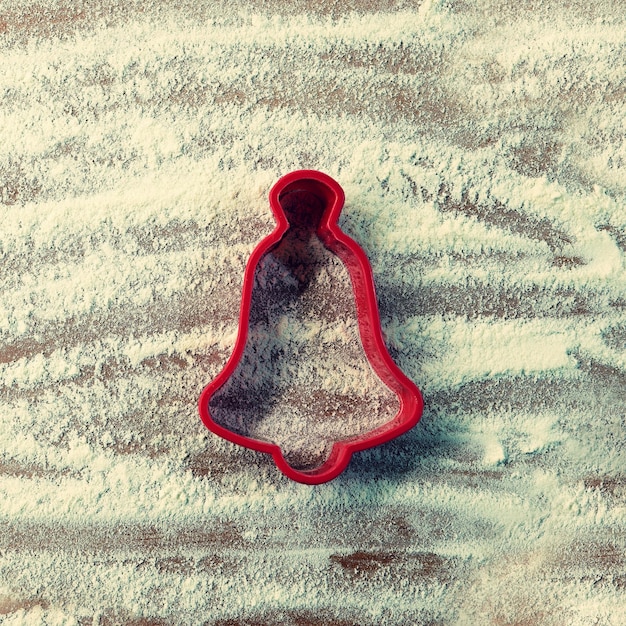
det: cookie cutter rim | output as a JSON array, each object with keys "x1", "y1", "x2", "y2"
[{"x1": 198, "y1": 170, "x2": 423, "y2": 484}]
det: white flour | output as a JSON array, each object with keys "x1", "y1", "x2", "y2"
[{"x1": 1, "y1": 0, "x2": 625, "y2": 624}]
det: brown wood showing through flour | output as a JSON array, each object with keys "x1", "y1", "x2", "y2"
[{"x1": 1, "y1": 0, "x2": 625, "y2": 624}]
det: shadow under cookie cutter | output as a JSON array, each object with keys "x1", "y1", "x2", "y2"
[{"x1": 198, "y1": 170, "x2": 423, "y2": 484}]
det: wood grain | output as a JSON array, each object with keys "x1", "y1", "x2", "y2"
[{"x1": 1, "y1": 0, "x2": 625, "y2": 624}]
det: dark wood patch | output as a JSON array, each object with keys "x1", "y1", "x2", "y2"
[
  {"x1": 330, "y1": 550, "x2": 397, "y2": 573},
  {"x1": 552, "y1": 255, "x2": 585, "y2": 268},
  {"x1": 508, "y1": 140, "x2": 563, "y2": 179},
  {"x1": 1, "y1": 521, "x2": 244, "y2": 553},
  {"x1": 435, "y1": 185, "x2": 572, "y2": 252},
  {"x1": 212, "y1": 608, "x2": 365, "y2": 626},
  {"x1": 377, "y1": 279, "x2": 602, "y2": 321},
  {"x1": 0, "y1": 597, "x2": 49, "y2": 615},
  {"x1": 96, "y1": 613, "x2": 169, "y2": 626},
  {"x1": 584, "y1": 475, "x2": 626, "y2": 497},
  {"x1": 601, "y1": 324, "x2": 626, "y2": 351},
  {"x1": 564, "y1": 541, "x2": 625, "y2": 570},
  {"x1": 186, "y1": 435, "x2": 283, "y2": 480},
  {"x1": 0, "y1": 158, "x2": 43, "y2": 205},
  {"x1": 321, "y1": 41, "x2": 444, "y2": 76},
  {"x1": 447, "y1": 0, "x2": 626, "y2": 24},
  {"x1": 330, "y1": 550, "x2": 453, "y2": 581},
  {"x1": 0, "y1": 459, "x2": 79, "y2": 480}
]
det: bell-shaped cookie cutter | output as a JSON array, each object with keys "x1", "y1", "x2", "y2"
[{"x1": 198, "y1": 170, "x2": 423, "y2": 484}]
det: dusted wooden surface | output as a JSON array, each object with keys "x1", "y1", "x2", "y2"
[{"x1": 1, "y1": 1, "x2": 626, "y2": 625}]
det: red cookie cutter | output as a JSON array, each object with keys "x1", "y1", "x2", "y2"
[{"x1": 198, "y1": 170, "x2": 423, "y2": 484}]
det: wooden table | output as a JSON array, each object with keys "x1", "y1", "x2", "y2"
[{"x1": 1, "y1": 1, "x2": 625, "y2": 624}]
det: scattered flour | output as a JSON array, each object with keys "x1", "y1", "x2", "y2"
[{"x1": 0, "y1": 1, "x2": 625, "y2": 624}]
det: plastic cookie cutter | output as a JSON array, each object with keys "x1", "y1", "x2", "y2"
[{"x1": 198, "y1": 170, "x2": 423, "y2": 484}]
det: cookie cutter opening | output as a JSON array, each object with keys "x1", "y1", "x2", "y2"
[{"x1": 198, "y1": 170, "x2": 423, "y2": 484}]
